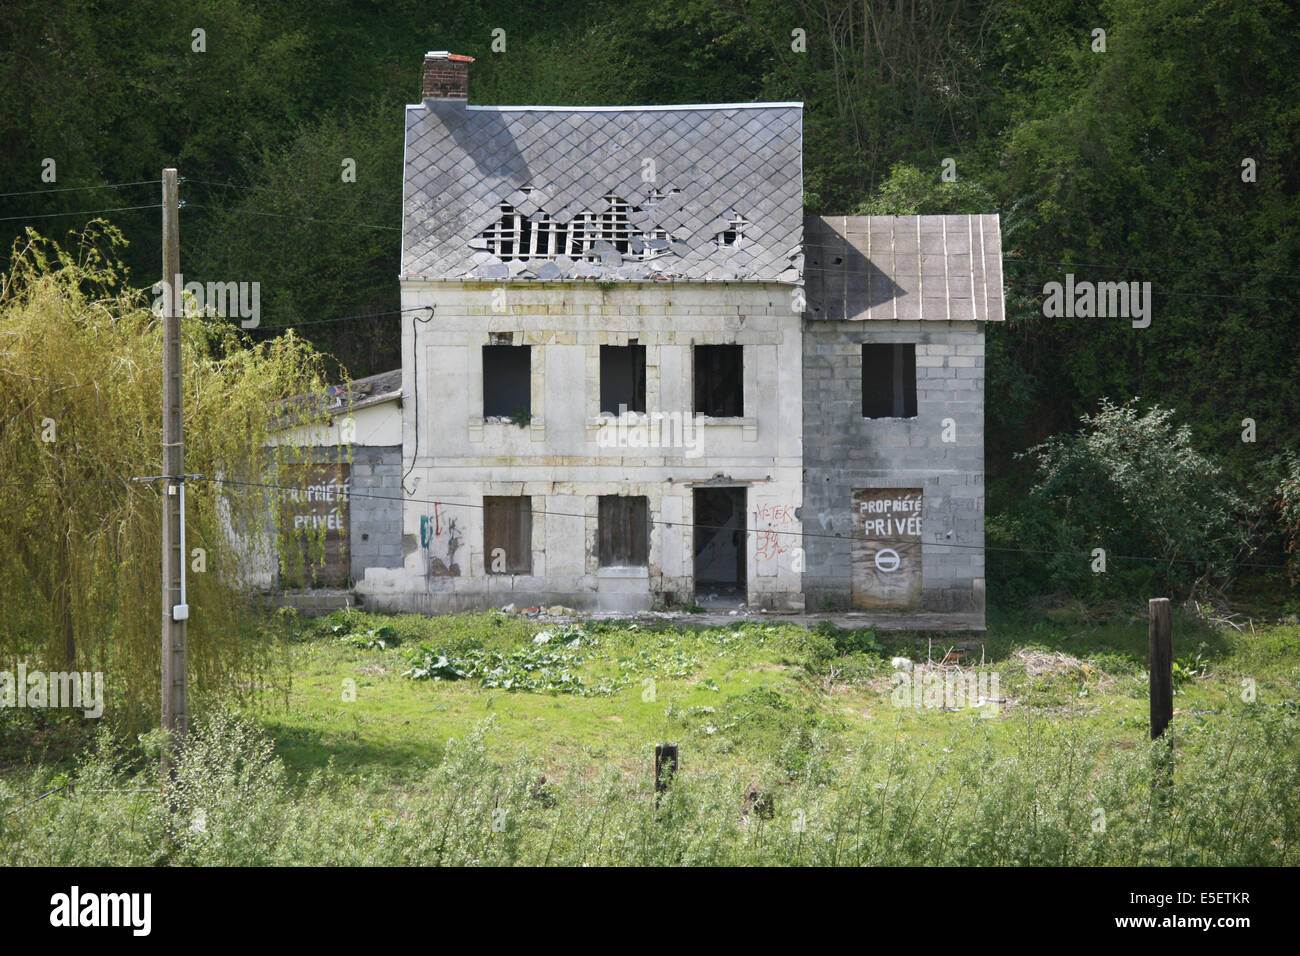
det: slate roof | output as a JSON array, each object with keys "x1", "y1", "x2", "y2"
[
  {"x1": 402, "y1": 101, "x2": 803, "y2": 283},
  {"x1": 804, "y1": 215, "x2": 1004, "y2": 322}
]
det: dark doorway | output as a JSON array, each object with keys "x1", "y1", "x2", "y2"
[{"x1": 693, "y1": 487, "x2": 746, "y2": 605}]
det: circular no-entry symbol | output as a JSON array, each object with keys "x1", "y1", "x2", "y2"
[{"x1": 874, "y1": 548, "x2": 901, "y2": 573}]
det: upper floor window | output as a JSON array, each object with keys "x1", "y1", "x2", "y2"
[
  {"x1": 862, "y1": 343, "x2": 917, "y2": 418},
  {"x1": 600, "y1": 343, "x2": 646, "y2": 414},
  {"x1": 483, "y1": 344, "x2": 531, "y2": 419},
  {"x1": 694, "y1": 344, "x2": 744, "y2": 417}
]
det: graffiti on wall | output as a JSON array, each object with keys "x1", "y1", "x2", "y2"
[
  {"x1": 420, "y1": 502, "x2": 461, "y2": 577},
  {"x1": 280, "y1": 463, "x2": 351, "y2": 587},
  {"x1": 754, "y1": 502, "x2": 798, "y2": 563}
]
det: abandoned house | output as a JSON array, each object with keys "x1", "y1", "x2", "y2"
[{"x1": 307, "y1": 50, "x2": 1003, "y2": 621}]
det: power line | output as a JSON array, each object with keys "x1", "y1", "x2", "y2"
[
  {"x1": 240, "y1": 305, "x2": 431, "y2": 331},
  {"x1": 0, "y1": 180, "x2": 160, "y2": 199},
  {"x1": 802, "y1": 239, "x2": 1300, "y2": 282},
  {"x1": 182, "y1": 178, "x2": 400, "y2": 211},
  {"x1": 184, "y1": 202, "x2": 399, "y2": 231},
  {"x1": 0, "y1": 472, "x2": 1283, "y2": 572},
  {"x1": 1002, "y1": 255, "x2": 1300, "y2": 283},
  {"x1": 192, "y1": 474, "x2": 1291, "y2": 572},
  {"x1": 0, "y1": 204, "x2": 162, "y2": 223}
]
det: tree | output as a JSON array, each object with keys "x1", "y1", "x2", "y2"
[{"x1": 0, "y1": 223, "x2": 336, "y2": 729}]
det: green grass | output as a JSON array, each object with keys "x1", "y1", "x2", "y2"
[
  {"x1": 253, "y1": 606, "x2": 1298, "y2": 788},
  {"x1": 2, "y1": 605, "x2": 1298, "y2": 865}
]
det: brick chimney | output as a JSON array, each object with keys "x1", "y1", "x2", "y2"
[{"x1": 422, "y1": 51, "x2": 474, "y2": 102}]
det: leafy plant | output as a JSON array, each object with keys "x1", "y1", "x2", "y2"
[{"x1": 337, "y1": 625, "x2": 401, "y2": 650}]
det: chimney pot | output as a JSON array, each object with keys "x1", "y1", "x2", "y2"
[{"x1": 423, "y1": 51, "x2": 474, "y2": 102}]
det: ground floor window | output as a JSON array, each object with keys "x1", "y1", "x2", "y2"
[
  {"x1": 598, "y1": 495, "x2": 650, "y2": 566},
  {"x1": 484, "y1": 495, "x2": 532, "y2": 573}
]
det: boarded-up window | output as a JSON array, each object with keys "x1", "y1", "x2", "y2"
[
  {"x1": 483, "y1": 345, "x2": 531, "y2": 419},
  {"x1": 694, "y1": 345, "x2": 743, "y2": 417},
  {"x1": 484, "y1": 496, "x2": 532, "y2": 573},
  {"x1": 598, "y1": 495, "x2": 650, "y2": 566},
  {"x1": 862, "y1": 344, "x2": 917, "y2": 418},
  {"x1": 600, "y1": 343, "x2": 646, "y2": 413}
]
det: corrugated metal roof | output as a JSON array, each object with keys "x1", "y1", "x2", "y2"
[
  {"x1": 401, "y1": 100, "x2": 803, "y2": 282},
  {"x1": 804, "y1": 215, "x2": 1004, "y2": 322}
]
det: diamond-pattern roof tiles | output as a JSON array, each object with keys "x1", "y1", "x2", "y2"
[{"x1": 402, "y1": 101, "x2": 803, "y2": 282}]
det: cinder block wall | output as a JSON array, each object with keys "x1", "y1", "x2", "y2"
[
  {"x1": 802, "y1": 320, "x2": 985, "y2": 612},
  {"x1": 349, "y1": 445, "x2": 404, "y2": 582}
]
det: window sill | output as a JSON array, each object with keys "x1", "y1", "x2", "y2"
[
  {"x1": 469, "y1": 416, "x2": 545, "y2": 442},
  {"x1": 597, "y1": 565, "x2": 649, "y2": 578},
  {"x1": 699, "y1": 415, "x2": 758, "y2": 440}
]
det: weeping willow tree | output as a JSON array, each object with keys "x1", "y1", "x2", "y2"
[{"x1": 0, "y1": 222, "x2": 341, "y2": 731}]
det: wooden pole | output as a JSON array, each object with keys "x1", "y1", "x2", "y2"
[
  {"x1": 161, "y1": 169, "x2": 188, "y2": 766},
  {"x1": 1149, "y1": 597, "x2": 1172, "y2": 740}
]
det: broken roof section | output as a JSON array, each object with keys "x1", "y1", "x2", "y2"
[
  {"x1": 804, "y1": 215, "x2": 1005, "y2": 322},
  {"x1": 402, "y1": 100, "x2": 803, "y2": 283}
]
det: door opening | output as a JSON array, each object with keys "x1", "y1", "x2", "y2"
[{"x1": 693, "y1": 487, "x2": 746, "y2": 606}]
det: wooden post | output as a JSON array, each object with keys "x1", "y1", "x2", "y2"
[
  {"x1": 1149, "y1": 597, "x2": 1172, "y2": 740},
  {"x1": 654, "y1": 742, "x2": 678, "y2": 800},
  {"x1": 160, "y1": 169, "x2": 188, "y2": 768}
]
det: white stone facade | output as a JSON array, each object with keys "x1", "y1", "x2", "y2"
[{"x1": 355, "y1": 280, "x2": 805, "y2": 612}]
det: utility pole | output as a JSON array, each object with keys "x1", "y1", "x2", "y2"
[{"x1": 161, "y1": 168, "x2": 188, "y2": 763}]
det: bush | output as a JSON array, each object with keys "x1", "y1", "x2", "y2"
[{"x1": 1009, "y1": 399, "x2": 1247, "y2": 599}]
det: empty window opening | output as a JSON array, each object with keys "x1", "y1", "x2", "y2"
[
  {"x1": 482, "y1": 345, "x2": 531, "y2": 419},
  {"x1": 714, "y1": 214, "x2": 750, "y2": 248},
  {"x1": 598, "y1": 495, "x2": 650, "y2": 567},
  {"x1": 693, "y1": 487, "x2": 746, "y2": 603},
  {"x1": 484, "y1": 496, "x2": 532, "y2": 574},
  {"x1": 694, "y1": 344, "x2": 744, "y2": 417},
  {"x1": 600, "y1": 343, "x2": 647, "y2": 414},
  {"x1": 475, "y1": 193, "x2": 677, "y2": 262},
  {"x1": 862, "y1": 343, "x2": 917, "y2": 418}
]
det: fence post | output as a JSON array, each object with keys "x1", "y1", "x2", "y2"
[
  {"x1": 654, "y1": 742, "x2": 678, "y2": 806},
  {"x1": 1149, "y1": 597, "x2": 1172, "y2": 740}
]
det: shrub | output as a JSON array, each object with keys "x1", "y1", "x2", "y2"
[{"x1": 1013, "y1": 399, "x2": 1247, "y2": 598}]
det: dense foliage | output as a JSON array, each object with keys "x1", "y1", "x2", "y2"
[{"x1": 2, "y1": 0, "x2": 1298, "y2": 600}]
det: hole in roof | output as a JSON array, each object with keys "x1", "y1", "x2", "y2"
[{"x1": 474, "y1": 193, "x2": 678, "y2": 262}]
